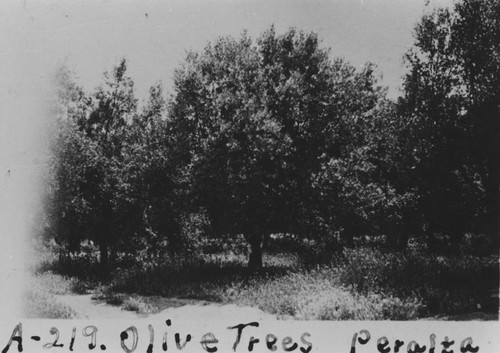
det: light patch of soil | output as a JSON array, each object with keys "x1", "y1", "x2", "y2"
[
  {"x1": 57, "y1": 293, "x2": 497, "y2": 321},
  {"x1": 149, "y1": 302, "x2": 277, "y2": 321},
  {"x1": 55, "y1": 295, "x2": 141, "y2": 320},
  {"x1": 55, "y1": 294, "x2": 277, "y2": 321}
]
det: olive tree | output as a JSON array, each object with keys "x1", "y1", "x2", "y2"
[{"x1": 169, "y1": 27, "x2": 397, "y2": 268}]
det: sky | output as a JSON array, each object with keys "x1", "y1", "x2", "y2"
[
  {"x1": 0, "y1": 0, "x2": 454, "y2": 316},
  {"x1": 1, "y1": 0, "x2": 457, "y2": 162},
  {"x1": 1, "y1": 0, "x2": 454, "y2": 102}
]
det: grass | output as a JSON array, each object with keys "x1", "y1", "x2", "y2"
[
  {"x1": 338, "y1": 247, "x2": 499, "y2": 316},
  {"x1": 109, "y1": 253, "x2": 299, "y2": 298},
  {"x1": 121, "y1": 296, "x2": 154, "y2": 315},
  {"x1": 214, "y1": 266, "x2": 423, "y2": 320},
  {"x1": 24, "y1": 289, "x2": 77, "y2": 319},
  {"x1": 102, "y1": 246, "x2": 497, "y2": 320},
  {"x1": 27, "y1": 238, "x2": 499, "y2": 320},
  {"x1": 24, "y1": 272, "x2": 79, "y2": 319}
]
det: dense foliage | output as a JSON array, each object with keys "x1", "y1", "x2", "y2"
[
  {"x1": 400, "y1": 0, "x2": 499, "y2": 250},
  {"x1": 44, "y1": 0, "x2": 498, "y2": 277},
  {"x1": 168, "y1": 27, "x2": 416, "y2": 267},
  {"x1": 45, "y1": 62, "x2": 182, "y2": 267}
]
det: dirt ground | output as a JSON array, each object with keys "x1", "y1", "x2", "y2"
[
  {"x1": 55, "y1": 294, "x2": 277, "y2": 321},
  {"x1": 55, "y1": 293, "x2": 497, "y2": 321}
]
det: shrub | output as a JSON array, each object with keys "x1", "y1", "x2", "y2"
[
  {"x1": 122, "y1": 296, "x2": 153, "y2": 315},
  {"x1": 110, "y1": 255, "x2": 249, "y2": 297},
  {"x1": 24, "y1": 290, "x2": 77, "y2": 319},
  {"x1": 31, "y1": 272, "x2": 78, "y2": 295},
  {"x1": 216, "y1": 266, "x2": 423, "y2": 320},
  {"x1": 24, "y1": 272, "x2": 80, "y2": 319},
  {"x1": 300, "y1": 289, "x2": 421, "y2": 320},
  {"x1": 338, "y1": 247, "x2": 498, "y2": 316}
]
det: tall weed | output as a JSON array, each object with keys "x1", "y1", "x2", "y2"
[{"x1": 216, "y1": 266, "x2": 423, "y2": 320}]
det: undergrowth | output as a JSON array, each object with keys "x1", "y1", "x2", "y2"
[
  {"x1": 29, "y1": 239, "x2": 498, "y2": 320},
  {"x1": 215, "y1": 266, "x2": 422, "y2": 320},
  {"x1": 339, "y1": 247, "x2": 499, "y2": 315},
  {"x1": 24, "y1": 272, "x2": 79, "y2": 319}
]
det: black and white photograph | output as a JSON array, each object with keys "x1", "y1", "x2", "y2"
[{"x1": 1, "y1": 0, "x2": 498, "y2": 326}]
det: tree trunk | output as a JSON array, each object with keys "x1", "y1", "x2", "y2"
[
  {"x1": 484, "y1": 100, "x2": 499, "y2": 254},
  {"x1": 248, "y1": 232, "x2": 263, "y2": 270},
  {"x1": 99, "y1": 239, "x2": 109, "y2": 268}
]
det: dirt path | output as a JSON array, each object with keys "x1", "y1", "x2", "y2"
[
  {"x1": 52, "y1": 293, "x2": 498, "y2": 321},
  {"x1": 148, "y1": 302, "x2": 277, "y2": 321},
  {"x1": 56, "y1": 295, "x2": 141, "y2": 320},
  {"x1": 55, "y1": 294, "x2": 277, "y2": 321}
]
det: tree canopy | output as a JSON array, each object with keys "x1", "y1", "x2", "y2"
[
  {"x1": 46, "y1": 61, "x2": 182, "y2": 267},
  {"x1": 169, "y1": 27, "x2": 405, "y2": 268},
  {"x1": 44, "y1": 5, "x2": 499, "y2": 272},
  {"x1": 401, "y1": 0, "x2": 499, "y2": 248}
]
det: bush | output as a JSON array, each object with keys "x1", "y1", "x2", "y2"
[
  {"x1": 24, "y1": 272, "x2": 80, "y2": 319},
  {"x1": 303, "y1": 290, "x2": 421, "y2": 320},
  {"x1": 24, "y1": 290, "x2": 77, "y2": 319},
  {"x1": 31, "y1": 272, "x2": 80, "y2": 295},
  {"x1": 122, "y1": 296, "x2": 153, "y2": 314},
  {"x1": 42, "y1": 247, "x2": 103, "y2": 280},
  {"x1": 216, "y1": 266, "x2": 423, "y2": 320},
  {"x1": 338, "y1": 247, "x2": 498, "y2": 316},
  {"x1": 31, "y1": 232, "x2": 497, "y2": 320},
  {"x1": 110, "y1": 255, "x2": 249, "y2": 297}
]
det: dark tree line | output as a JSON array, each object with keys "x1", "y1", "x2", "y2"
[
  {"x1": 44, "y1": 0, "x2": 499, "y2": 270},
  {"x1": 399, "y1": 0, "x2": 499, "y2": 250}
]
